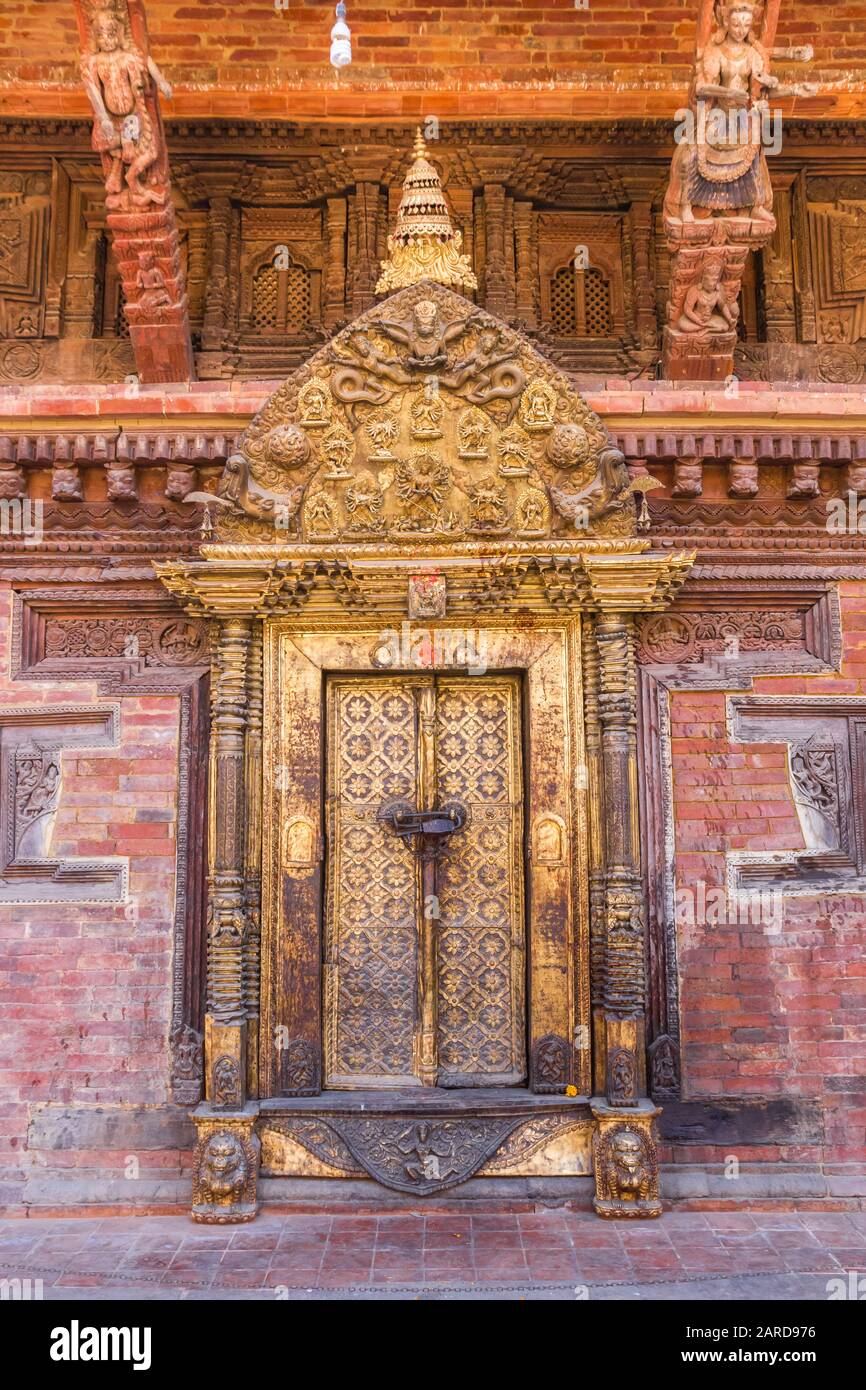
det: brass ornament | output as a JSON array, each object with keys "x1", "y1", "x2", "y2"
[
  {"x1": 591, "y1": 1103, "x2": 662, "y2": 1219},
  {"x1": 201, "y1": 280, "x2": 644, "y2": 546},
  {"x1": 191, "y1": 1116, "x2": 260, "y2": 1224},
  {"x1": 375, "y1": 129, "x2": 478, "y2": 294}
]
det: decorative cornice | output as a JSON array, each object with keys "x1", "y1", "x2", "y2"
[{"x1": 155, "y1": 543, "x2": 694, "y2": 619}]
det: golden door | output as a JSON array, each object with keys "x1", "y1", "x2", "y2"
[{"x1": 324, "y1": 674, "x2": 526, "y2": 1089}]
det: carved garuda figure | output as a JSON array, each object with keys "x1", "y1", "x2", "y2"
[
  {"x1": 197, "y1": 280, "x2": 649, "y2": 545},
  {"x1": 80, "y1": 3, "x2": 173, "y2": 211}
]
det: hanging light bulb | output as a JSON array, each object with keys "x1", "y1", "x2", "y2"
[{"x1": 330, "y1": 2, "x2": 352, "y2": 69}]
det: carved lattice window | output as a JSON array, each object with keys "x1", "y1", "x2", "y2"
[
  {"x1": 252, "y1": 253, "x2": 313, "y2": 333},
  {"x1": 114, "y1": 283, "x2": 129, "y2": 339},
  {"x1": 549, "y1": 262, "x2": 612, "y2": 338},
  {"x1": 550, "y1": 264, "x2": 577, "y2": 335}
]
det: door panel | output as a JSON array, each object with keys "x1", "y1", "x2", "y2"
[
  {"x1": 435, "y1": 679, "x2": 526, "y2": 1085},
  {"x1": 324, "y1": 679, "x2": 421, "y2": 1087},
  {"x1": 323, "y1": 673, "x2": 526, "y2": 1089}
]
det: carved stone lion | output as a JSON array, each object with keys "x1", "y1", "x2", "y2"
[
  {"x1": 593, "y1": 1121, "x2": 661, "y2": 1218},
  {"x1": 191, "y1": 1126, "x2": 259, "y2": 1224}
]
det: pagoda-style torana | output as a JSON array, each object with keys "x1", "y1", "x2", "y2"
[{"x1": 0, "y1": 0, "x2": 863, "y2": 1232}]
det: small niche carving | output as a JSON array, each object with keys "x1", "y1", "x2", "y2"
[
  {"x1": 284, "y1": 816, "x2": 317, "y2": 873},
  {"x1": 534, "y1": 813, "x2": 566, "y2": 865}
]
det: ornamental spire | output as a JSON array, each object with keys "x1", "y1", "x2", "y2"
[{"x1": 375, "y1": 129, "x2": 478, "y2": 294}]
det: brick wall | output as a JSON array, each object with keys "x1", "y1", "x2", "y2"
[
  {"x1": 667, "y1": 582, "x2": 866, "y2": 1199},
  {"x1": 0, "y1": 0, "x2": 860, "y2": 119},
  {"x1": 0, "y1": 587, "x2": 191, "y2": 1211}
]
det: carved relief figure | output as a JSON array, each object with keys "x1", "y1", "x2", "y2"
[
  {"x1": 191, "y1": 1127, "x2": 258, "y2": 1223},
  {"x1": 395, "y1": 452, "x2": 452, "y2": 532},
  {"x1": 551, "y1": 447, "x2": 633, "y2": 528},
  {"x1": 676, "y1": 261, "x2": 739, "y2": 333},
  {"x1": 467, "y1": 472, "x2": 509, "y2": 531},
  {"x1": 298, "y1": 378, "x2": 333, "y2": 428},
  {"x1": 345, "y1": 469, "x2": 385, "y2": 532},
  {"x1": 789, "y1": 738, "x2": 842, "y2": 851},
  {"x1": 134, "y1": 250, "x2": 170, "y2": 311},
  {"x1": 609, "y1": 1130, "x2": 652, "y2": 1200},
  {"x1": 442, "y1": 328, "x2": 526, "y2": 413},
  {"x1": 377, "y1": 299, "x2": 476, "y2": 373},
  {"x1": 520, "y1": 379, "x2": 557, "y2": 432},
  {"x1": 320, "y1": 425, "x2": 355, "y2": 479},
  {"x1": 593, "y1": 1121, "x2": 661, "y2": 1217},
  {"x1": 497, "y1": 425, "x2": 532, "y2": 476},
  {"x1": 411, "y1": 382, "x2": 444, "y2": 439},
  {"x1": 81, "y1": 7, "x2": 172, "y2": 210},
  {"x1": 14, "y1": 748, "x2": 61, "y2": 857},
  {"x1": 457, "y1": 407, "x2": 492, "y2": 459},
  {"x1": 304, "y1": 491, "x2": 338, "y2": 538},
  {"x1": 515, "y1": 488, "x2": 549, "y2": 534},
  {"x1": 365, "y1": 411, "x2": 400, "y2": 461}
]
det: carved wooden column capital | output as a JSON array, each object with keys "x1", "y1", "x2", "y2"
[{"x1": 658, "y1": 0, "x2": 810, "y2": 381}]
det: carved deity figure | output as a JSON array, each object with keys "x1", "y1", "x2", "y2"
[
  {"x1": 411, "y1": 382, "x2": 444, "y2": 438},
  {"x1": 345, "y1": 470, "x2": 385, "y2": 532},
  {"x1": 377, "y1": 300, "x2": 476, "y2": 373},
  {"x1": 665, "y1": 2, "x2": 815, "y2": 227},
  {"x1": 515, "y1": 489, "x2": 548, "y2": 533},
  {"x1": 298, "y1": 378, "x2": 333, "y2": 428},
  {"x1": 676, "y1": 262, "x2": 739, "y2": 334},
  {"x1": 395, "y1": 452, "x2": 452, "y2": 532},
  {"x1": 134, "y1": 250, "x2": 170, "y2": 311},
  {"x1": 81, "y1": 8, "x2": 173, "y2": 210},
  {"x1": 467, "y1": 472, "x2": 509, "y2": 531}
]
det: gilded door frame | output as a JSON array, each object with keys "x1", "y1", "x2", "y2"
[{"x1": 260, "y1": 615, "x2": 590, "y2": 1100}]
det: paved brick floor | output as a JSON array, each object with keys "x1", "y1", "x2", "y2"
[{"x1": 1, "y1": 1209, "x2": 864, "y2": 1299}]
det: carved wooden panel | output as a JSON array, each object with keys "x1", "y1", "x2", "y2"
[
  {"x1": 728, "y1": 696, "x2": 866, "y2": 896},
  {"x1": 435, "y1": 678, "x2": 526, "y2": 1085},
  {"x1": 0, "y1": 170, "x2": 50, "y2": 340}
]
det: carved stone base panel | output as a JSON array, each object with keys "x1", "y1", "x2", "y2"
[
  {"x1": 591, "y1": 1099, "x2": 662, "y2": 1219},
  {"x1": 191, "y1": 1109, "x2": 259, "y2": 1224},
  {"x1": 258, "y1": 1093, "x2": 593, "y2": 1192},
  {"x1": 261, "y1": 1111, "x2": 592, "y2": 1181}
]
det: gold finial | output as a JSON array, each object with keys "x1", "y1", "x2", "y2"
[{"x1": 376, "y1": 130, "x2": 478, "y2": 295}]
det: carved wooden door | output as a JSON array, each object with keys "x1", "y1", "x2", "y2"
[{"x1": 324, "y1": 674, "x2": 526, "y2": 1089}]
